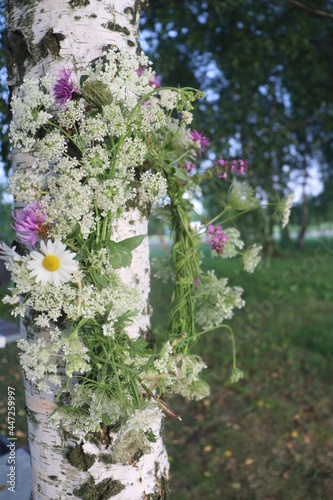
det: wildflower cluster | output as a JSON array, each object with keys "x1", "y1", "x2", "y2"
[
  {"x1": 206, "y1": 225, "x2": 228, "y2": 254},
  {"x1": 2, "y1": 47, "x2": 293, "y2": 431},
  {"x1": 215, "y1": 157, "x2": 248, "y2": 180}
]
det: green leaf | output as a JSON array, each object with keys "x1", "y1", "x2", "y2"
[
  {"x1": 130, "y1": 337, "x2": 149, "y2": 359},
  {"x1": 89, "y1": 270, "x2": 110, "y2": 289},
  {"x1": 79, "y1": 74, "x2": 89, "y2": 86},
  {"x1": 144, "y1": 428, "x2": 157, "y2": 443},
  {"x1": 174, "y1": 168, "x2": 189, "y2": 181},
  {"x1": 94, "y1": 273, "x2": 109, "y2": 288},
  {"x1": 102, "y1": 413, "x2": 112, "y2": 425},
  {"x1": 66, "y1": 223, "x2": 81, "y2": 241},
  {"x1": 107, "y1": 235, "x2": 145, "y2": 269}
]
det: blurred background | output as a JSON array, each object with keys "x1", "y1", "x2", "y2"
[{"x1": 1, "y1": 1, "x2": 333, "y2": 498}]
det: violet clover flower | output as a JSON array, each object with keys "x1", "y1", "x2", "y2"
[
  {"x1": 206, "y1": 225, "x2": 228, "y2": 255},
  {"x1": 137, "y1": 67, "x2": 161, "y2": 88},
  {"x1": 11, "y1": 202, "x2": 48, "y2": 247},
  {"x1": 215, "y1": 157, "x2": 248, "y2": 180},
  {"x1": 149, "y1": 75, "x2": 161, "y2": 88},
  {"x1": 53, "y1": 68, "x2": 80, "y2": 109},
  {"x1": 190, "y1": 130, "x2": 210, "y2": 156},
  {"x1": 137, "y1": 67, "x2": 144, "y2": 77},
  {"x1": 186, "y1": 162, "x2": 196, "y2": 173}
]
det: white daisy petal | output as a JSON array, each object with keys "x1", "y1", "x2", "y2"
[{"x1": 27, "y1": 239, "x2": 78, "y2": 287}]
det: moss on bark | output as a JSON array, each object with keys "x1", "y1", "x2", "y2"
[
  {"x1": 67, "y1": 442, "x2": 96, "y2": 471},
  {"x1": 73, "y1": 477, "x2": 125, "y2": 499}
]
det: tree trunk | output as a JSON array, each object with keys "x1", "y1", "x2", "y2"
[
  {"x1": 296, "y1": 153, "x2": 309, "y2": 250},
  {"x1": 6, "y1": 1, "x2": 169, "y2": 498}
]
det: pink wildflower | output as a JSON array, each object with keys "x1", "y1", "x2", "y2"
[
  {"x1": 186, "y1": 162, "x2": 196, "y2": 173},
  {"x1": 137, "y1": 67, "x2": 144, "y2": 77},
  {"x1": 11, "y1": 203, "x2": 48, "y2": 247},
  {"x1": 149, "y1": 75, "x2": 161, "y2": 88},
  {"x1": 190, "y1": 130, "x2": 210, "y2": 156},
  {"x1": 137, "y1": 67, "x2": 161, "y2": 88},
  {"x1": 53, "y1": 68, "x2": 80, "y2": 109},
  {"x1": 206, "y1": 225, "x2": 228, "y2": 254},
  {"x1": 215, "y1": 157, "x2": 248, "y2": 180}
]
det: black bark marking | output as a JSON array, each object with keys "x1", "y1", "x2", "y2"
[
  {"x1": 68, "y1": 0, "x2": 90, "y2": 8},
  {"x1": 73, "y1": 477, "x2": 125, "y2": 499},
  {"x1": 37, "y1": 29, "x2": 65, "y2": 58},
  {"x1": 146, "y1": 463, "x2": 169, "y2": 499},
  {"x1": 6, "y1": 29, "x2": 31, "y2": 85},
  {"x1": 66, "y1": 441, "x2": 96, "y2": 471},
  {"x1": 102, "y1": 22, "x2": 130, "y2": 36}
]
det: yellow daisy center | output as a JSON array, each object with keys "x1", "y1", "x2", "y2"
[{"x1": 42, "y1": 255, "x2": 60, "y2": 272}]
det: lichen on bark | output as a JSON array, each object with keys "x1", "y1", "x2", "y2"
[{"x1": 73, "y1": 477, "x2": 125, "y2": 500}]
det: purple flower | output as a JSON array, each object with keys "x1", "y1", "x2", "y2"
[
  {"x1": 149, "y1": 75, "x2": 161, "y2": 88},
  {"x1": 206, "y1": 225, "x2": 228, "y2": 255},
  {"x1": 194, "y1": 278, "x2": 200, "y2": 286},
  {"x1": 137, "y1": 67, "x2": 161, "y2": 88},
  {"x1": 186, "y1": 162, "x2": 196, "y2": 173},
  {"x1": 53, "y1": 69, "x2": 80, "y2": 109},
  {"x1": 215, "y1": 157, "x2": 248, "y2": 180},
  {"x1": 137, "y1": 67, "x2": 144, "y2": 77},
  {"x1": 190, "y1": 130, "x2": 210, "y2": 156},
  {"x1": 11, "y1": 203, "x2": 48, "y2": 247}
]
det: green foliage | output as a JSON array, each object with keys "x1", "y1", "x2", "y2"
[
  {"x1": 141, "y1": 1, "x2": 333, "y2": 242},
  {"x1": 107, "y1": 235, "x2": 146, "y2": 269}
]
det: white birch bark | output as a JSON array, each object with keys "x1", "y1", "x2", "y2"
[{"x1": 6, "y1": 1, "x2": 169, "y2": 498}]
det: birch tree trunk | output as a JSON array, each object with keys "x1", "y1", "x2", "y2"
[{"x1": 6, "y1": 1, "x2": 169, "y2": 498}]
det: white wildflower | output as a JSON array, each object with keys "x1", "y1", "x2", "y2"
[
  {"x1": 228, "y1": 178, "x2": 260, "y2": 211},
  {"x1": 279, "y1": 194, "x2": 294, "y2": 228},
  {"x1": 219, "y1": 228, "x2": 244, "y2": 258},
  {"x1": 243, "y1": 244, "x2": 262, "y2": 273},
  {"x1": 27, "y1": 240, "x2": 78, "y2": 287},
  {"x1": 139, "y1": 171, "x2": 167, "y2": 205}
]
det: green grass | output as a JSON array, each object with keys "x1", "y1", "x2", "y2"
[
  {"x1": 1, "y1": 240, "x2": 333, "y2": 498},
  {"x1": 150, "y1": 240, "x2": 333, "y2": 499}
]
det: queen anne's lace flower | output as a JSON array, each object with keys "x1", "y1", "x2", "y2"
[
  {"x1": 243, "y1": 244, "x2": 262, "y2": 273},
  {"x1": 279, "y1": 194, "x2": 294, "y2": 228}
]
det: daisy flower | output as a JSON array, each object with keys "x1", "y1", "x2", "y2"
[
  {"x1": 0, "y1": 242, "x2": 22, "y2": 262},
  {"x1": 27, "y1": 240, "x2": 78, "y2": 287}
]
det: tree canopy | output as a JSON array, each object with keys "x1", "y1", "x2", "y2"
[{"x1": 141, "y1": 1, "x2": 333, "y2": 231}]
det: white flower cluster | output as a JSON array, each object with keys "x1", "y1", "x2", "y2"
[
  {"x1": 218, "y1": 227, "x2": 244, "y2": 258},
  {"x1": 279, "y1": 193, "x2": 294, "y2": 228},
  {"x1": 50, "y1": 383, "x2": 127, "y2": 433},
  {"x1": 130, "y1": 341, "x2": 210, "y2": 401},
  {"x1": 228, "y1": 179, "x2": 260, "y2": 211},
  {"x1": 10, "y1": 76, "x2": 54, "y2": 151},
  {"x1": 139, "y1": 171, "x2": 167, "y2": 205},
  {"x1": 17, "y1": 337, "x2": 62, "y2": 393},
  {"x1": 243, "y1": 244, "x2": 262, "y2": 273},
  {"x1": 151, "y1": 254, "x2": 176, "y2": 283},
  {"x1": 195, "y1": 270, "x2": 245, "y2": 330}
]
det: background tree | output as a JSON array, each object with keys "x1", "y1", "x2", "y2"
[{"x1": 141, "y1": 0, "x2": 333, "y2": 248}]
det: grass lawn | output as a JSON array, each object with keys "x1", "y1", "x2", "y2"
[{"x1": 1, "y1": 239, "x2": 333, "y2": 499}]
